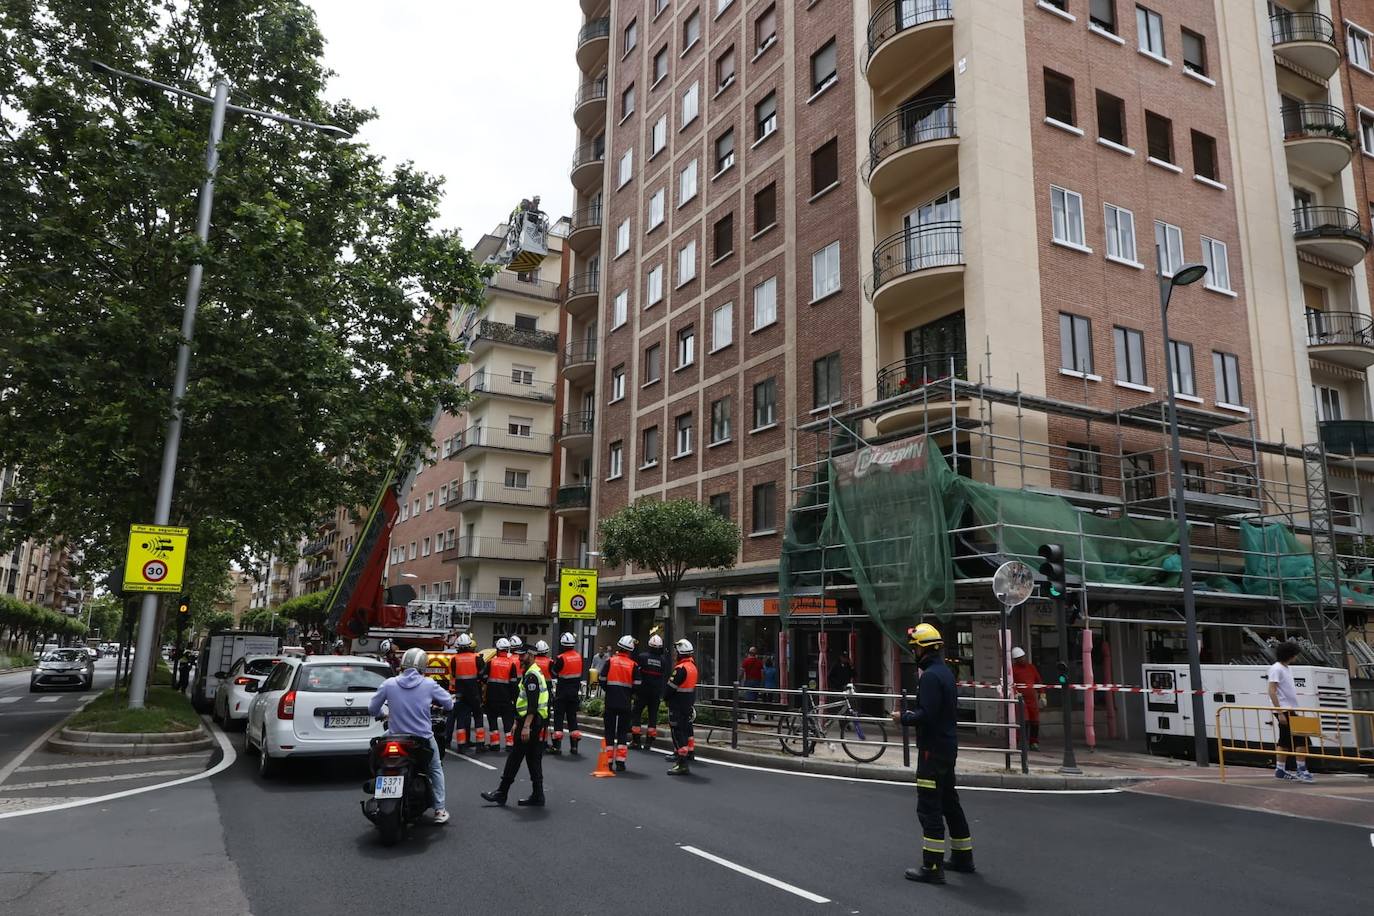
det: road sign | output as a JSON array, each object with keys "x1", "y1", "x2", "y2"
[
  {"x1": 122, "y1": 524, "x2": 189, "y2": 594},
  {"x1": 559, "y1": 567, "x2": 598, "y2": 620},
  {"x1": 992, "y1": 560, "x2": 1035, "y2": 607}
]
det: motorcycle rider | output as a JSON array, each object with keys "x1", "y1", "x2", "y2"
[
  {"x1": 485, "y1": 637, "x2": 519, "y2": 751},
  {"x1": 549, "y1": 632, "x2": 584, "y2": 755},
  {"x1": 481, "y1": 640, "x2": 550, "y2": 807},
  {"x1": 450, "y1": 633, "x2": 486, "y2": 753},
  {"x1": 368, "y1": 647, "x2": 454, "y2": 824},
  {"x1": 598, "y1": 635, "x2": 639, "y2": 771},
  {"x1": 665, "y1": 639, "x2": 699, "y2": 776},
  {"x1": 630, "y1": 633, "x2": 667, "y2": 750}
]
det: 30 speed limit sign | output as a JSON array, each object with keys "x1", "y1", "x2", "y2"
[
  {"x1": 123, "y1": 524, "x2": 189, "y2": 593},
  {"x1": 559, "y1": 568, "x2": 597, "y2": 620}
]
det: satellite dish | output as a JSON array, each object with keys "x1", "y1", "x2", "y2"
[{"x1": 993, "y1": 561, "x2": 1035, "y2": 607}]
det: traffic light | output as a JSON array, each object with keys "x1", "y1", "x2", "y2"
[
  {"x1": 1038, "y1": 543, "x2": 1066, "y2": 598},
  {"x1": 176, "y1": 596, "x2": 190, "y2": 617}
]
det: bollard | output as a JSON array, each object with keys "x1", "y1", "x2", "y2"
[
  {"x1": 731, "y1": 681, "x2": 740, "y2": 750},
  {"x1": 800, "y1": 685, "x2": 811, "y2": 758},
  {"x1": 900, "y1": 688, "x2": 910, "y2": 768},
  {"x1": 1017, "y1": 696, "x2": 1030, "y2": 775}
]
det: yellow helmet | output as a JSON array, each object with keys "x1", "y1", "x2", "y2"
[{"x1": 907, "y1": 623, "x2": 943, "y2": 649}]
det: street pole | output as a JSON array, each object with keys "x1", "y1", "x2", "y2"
[{"x1": 1056, "y1": 595, "x2": 1080, "y2": 774}]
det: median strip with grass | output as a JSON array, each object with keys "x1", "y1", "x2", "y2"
[{"x1": 68, "y1": 686, "x2": 200, "y2": 735}]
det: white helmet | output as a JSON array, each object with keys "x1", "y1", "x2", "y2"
[
  {"x1": 648, "y1": 634, "x2": 663, "y2": 649},
  {"x1": 560, "y1": 632, "x2": 576, "y2": 647},
  {"x1": 378, "y1": 639, "x2": 393, "y2": 654},
  {"x1": 535, "y1": 640, "x2": 550, "y2": 655},
  {"x1": 675, "y1": 638, "x2": 694, "y2": 655},
  {"x1": 456, "y1": 633, "x2": 473, "y2": 648},
  {"x1": 400, "y1": 647, "x2": 428, "y2": 671},
  {"x1": 617, "y1": 635, "x2": 637, "y2": 652},
  {"x1": 508, "y1": 635, "x2": 524, "y2": 650},
  {"x1": 1011, "y1": 647, "x2": 1026, "y2": 660},
  {"x1": 496, "y1": 637, "x2": 511, "y2": 651}
]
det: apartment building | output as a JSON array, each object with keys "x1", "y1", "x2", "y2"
[
  {"x1": 248, "y1": 554, "x2": 296, "y2": 610},
  {"x1": 298, "y1": 505, "x2": 362, "y2": 596}
]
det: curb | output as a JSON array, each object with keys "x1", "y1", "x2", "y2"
[
  {"x1": 0, "y1": 666, "x2": 35, "y2": 675},
  {"x1": 47, "y1": 725, "x2": 214, "y2": 757}
]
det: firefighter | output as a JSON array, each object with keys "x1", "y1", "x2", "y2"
[
  {"x1": 599, "y1": 635, "x2": 639, "y2": 771},
  {"x1": 665, "y1": 638, "x2": 699, "y2": 776},
  {"x1": 450, "y1": 633, "x2": 486, "y2": 753},
  {"x1": 550, "y1": 632, "x2": 584, "y2": 755},
  {"x1": 485, "y1": 637, "x2": 519, "y2": 751},
  {"x1": 893, "y1": 623, "x2": 974, "y2": 885},
  {"x1": 630, "y1": 633, "x2": 667, "y2": 750},
  {"x1": 480, "y1": 641, "x2": 550, "y2": 807},
  {"x1": 533, "y1": 640, "x2": 554, "y2": 746}
]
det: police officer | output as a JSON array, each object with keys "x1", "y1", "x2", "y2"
[
  {"x1": 450, "y1": 633, "x2": 486, "y2": 753},
  {"x1": 598, "y1": 635, "x2": 639, "y2": 771},
  {"x1": 480, "y1": 641, "x2": 550, "y2": 807},
  {"x1": 550, "y1": 632, "x2": 584, "y2": 755},
  {"x1": 630, "y1": 633, "x2": 667, "y2": 750},
  {"x1": 894, "y1": 623, "x2": 974, "y2": 885},
  {"x1": 485, "y1": 638, "x2": 519, "y2": 751},
  {"x1": 665, "y1": 639, "x2": 699, "y2": 776}
]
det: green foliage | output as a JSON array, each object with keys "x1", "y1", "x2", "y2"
[
  {"x1": 84, "y1": 595, "x2": 126, "y2": 642},
  {"x1": 583, "y1": 697, "x2": 604, "y2": 718},
  {"x1": 69, "y1": 685, "x2": 198, "y2": 734},
  {"x1": 0, "y1": 595, "x2": 88, "y2": 640},
  {"x1": 599, "y1": 499, "x2": 741, "y2": 601},
  {"x1": 199, "y1": 610, "x2": 235, "y2": 635},
  {"x1": 0, "y1": 1, "x2": 486, "y2": 591},
  {"x1": 275, "y1": 590, "x2": 328, "y2": 630}
]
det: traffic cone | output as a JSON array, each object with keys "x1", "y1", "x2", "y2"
[{"x1": 592, "y1": 740, "x2": 616, "y2": 778}]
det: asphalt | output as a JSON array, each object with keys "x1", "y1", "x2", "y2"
[{"x1": 0, "y1": 657, "x2": 112, "y2": 775}]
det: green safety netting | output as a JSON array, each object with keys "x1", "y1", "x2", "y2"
[{"x1": 1241, "y1": 522, "x2": 1374, "y2": 607}]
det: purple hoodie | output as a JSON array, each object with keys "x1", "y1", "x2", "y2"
[{"x1": 368, "y1": 668, "x2": 453, "y2": 737}]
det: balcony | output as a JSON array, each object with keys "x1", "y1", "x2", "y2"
[
  {"x1": 450, "y1": 479, "x2": 551, "y2": 509},
  {"x1": 573, "y1": 78, "x2": 608, "y2": 133},
  {"x1": 869, "y1": 223, "x2": 964, "y2": 319},
  {"x1": 563, "y1": 271, "x2": 600, "y2": 316},
  {"x1": 865, "y1": 0, "x2": 954, "y2": 94},
  {"x1": 454, "y1": 591, "x2": 537, "y2": 615},
  {"x1": 446, "y1": 427, "x2": 554, "y2": 457},
  {"x1": 1293, "y1": 206, "x2": 1371, "y2": 268},
  {"x1": 1306, "y1": 310, "x2": 1374, "y2": 369},
  {"x1": 560, "y1": 410, "x2": 595, "y2": 454},
  {"x1": 471, "y1": 319, "x2": 559, "y2": 354},
  {"x1": 556, "y1": 484, "x2": 592, "y2": 517},
  {"x1": 301, "y1": 537, "x2": 330, "y2": 558},
  {"x1": 580, "y1": 0, "x2": 607, "y2": 17},
  {"x1": 1320, "y1": 420, "x2": 1374, "y2": 462},
  {"x1": 1281, "y1": 102, "x2": 1353, "y2": 175},
  {"x1": 576, "y1": 17, "x2": 610, "y2": 71},
  {"x1": 444, "y1": 536, "x2": 548, "y2": 565},
  {"x1": 873, "y1": 351, "x2": 969, "y2": 435},
  {"x1": 570, "y1": 143, "x2": 606, "y2": 192},
  {"x1": 866, "y1": 98, "x2": 957, "y2": 201},
  {"x1": 1270, "y1": 11, "x2": 1340, "y2": 79},
  {"x1": 568, "y1": 203, "x2": 603, "y2": 253},
  {"x1": 465, "y1": 371, "x2": 556, "y2": 403},
  {"x1": 562, "y1": 337, "x2": 598, "y2": 381},
  {"x1": 485, "y1": 271, "x2": 561, "y2": 302}
]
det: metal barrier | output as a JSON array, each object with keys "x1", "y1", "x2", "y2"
[{"x1": 1215, "y1": 704, "x2": 1374, "y2": 781}]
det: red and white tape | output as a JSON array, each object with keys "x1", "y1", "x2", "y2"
[{"x1": 956, "y1": 679, "x2": 1207, "y2": 696}]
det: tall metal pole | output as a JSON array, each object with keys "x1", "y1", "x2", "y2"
[
  {"x1": 1055, "y1": 595, "x2": 1080, "y2": 774},
  {"x1": 1159, "y1": 273, "x2": 1210, "y2": 766},
  {"x1": 127, "y1": 80, "x2": 229, "y2": 708}
]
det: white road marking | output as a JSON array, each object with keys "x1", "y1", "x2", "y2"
[
  {"x1": 0, "y1": 697, "x2": 20, "y2": 704},
  {"x1": 35, "y1": 696, "x2": 62, "y2": 703},
  {"x1": 0, "y1": 691, "x2": 102, "y2": 786},
  {"x1": 0, "y1": 768, "x2": 203, "y2": 791},
  {"x1": 455, "y1": 753, "x2": 497, "y2": 771},
  {"x1": 16, "y1": 752, "x2": 206, "y2": 773},
  {"x1": 680, "y1": 844, "x2": 831, "y2": 904}
]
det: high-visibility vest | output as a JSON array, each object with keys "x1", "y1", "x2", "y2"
[
  {"x1": 488, "y1": 652, "x2": 517, "y2": 684},
  {"x1": 452, "y1": 651, "x2": 479, "y2": 681},
  {"x1": 606, "y1": 652, "x2": 637, "y2": 688},
  {"x1": 667, "y1": 658, "x2": 699, "y2": 696},
  {"x1": 515, "y1": 662, "x2": 550, "y2": 717},
  {"x1": 556, "y1": 649, "x2": 584, "y2": 680},
  {"x1": 534, "y1": 655, "x2": 552, "y2": 679}
]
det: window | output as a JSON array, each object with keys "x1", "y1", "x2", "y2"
[
  {"x1": 652, "y1": 115, "x2": 667, "y2": 155},
  {"x1": 619, "y1": 148, "x2": 634, "y2": 187},
  {"x1": 753, "y1": 378, "x2": 777, "y2": 429},
  {"x1": 511, "y1": 365, "x2": 534, "y2": 386},
  {"x1": 717, "y1": 0, "x2": 733, "y2": 14},
  {"x1": 755, "y1": 4, "x2": 777, "y2": 54},
  {"x1": 752, "y1": 482, "x2": 777, "y2": 533},
  {"x1": 678, "y1": 239, "x2": 697, "y2": 284},
  {"x1": 1316, "y1": 385, "x2": 1344, "y2": 421},
  {"x1": 709, "y1": 492, "x2": 731, "y2": 518},
  {"x1": 1201, "y1": 236, "x2": 1231, "y2": 292},
  {"x1": 754, "y1": 183, "x2": 777, "y2": 233},
  {"x1": 717, "y1": 46, "x2": 736, "y2": 91},
  {"x1": 712, "y1": 301, "x2": 734, "y2": 350},
  {"x1": 400, "y1": 503, "x2": 408, "y2": 521},
  {"x1": 1166, "y1": 340, "x2": 1197, "y2": 397},
  {"x1": 1350, "y1": 23, "x2": 1372, "y2": 71},
  {"x1": 813, "y1": 352, "x2": 842, "y2": 409},
  {"x1": 647, "y1": 264, "x2": 664, "y2": 305},
  {"x1": 1124, "y1": 454, "x2": 1156, "y2": 501},
  {"x1": 684, "y1": 8, "x2": 701, "y2": 48},
  {"x1": 1154, "y1": 220, "x2": 1183, "y2": 275},
  {"x1": 608, "y1": 440, "x2": 625, "y2": 478},
  {"x1": 642, "y1": 426, "x2": 660, "y2": 466},
  {"x1": 811, "y1": 39, "x2": 838, "y2": 94},
  {"x1": 1145, "y1": 111, "x2": 1173, "y2": 163},
  {"x1": 1181, "y1": 460, "x2": 1206, "y2": 493},
  {"x1": 680, "y1": 159, "x2": 698, "y2": 203},
  {"x1": 421, "y1": 538, "x2": 430, "y2": 557},
  {"x1": 675, "y1": 413, "x2": 694, "y2": 456},
  {"x1": 622, "y1": 83, "x2": 636, "y2": 119},
  {"x1": 1213, "y1": 351, "x2": 1242, "y2": 405},
  {"x1": 677, "y1": 325, "x2": 696, "y2": 367},
  {"x1": 439, "y1": 484, "x2": 449, "y2": 504},
  {"x1": 1191, "y1": 130, "x2": 1217, "y2": 181},
  {"x1": 753, "y1": 276, "x2": 778, "y2": 329},
  {"x1": 755, "y1": 92, "x2": 778, "y2": 141},
  {"x1": 513, "y1": 314, "x2": 537, "y2": 332},
  {"x1": 811, "y1": 241, "x2": 841, "y2": 300},
  {"x1": 1059, "y1": 312, "x2": 1094, "y2": 374},
  {"x1": 713, "y1": 212, "x2": 735, "y2": 260},
  {"x1": 682, "y1": 82, "x2": 700, "y2": 125},
  {"x1": 425, "y1": 491, "x2": 435, "y2": 510},
  {"x1": 616, "y1": 219, "x2": 631, "y2": 256},
  {"x1": 1113, "y1": 326, "x2": 1147, "y2": 386},
  {"x1": 1050, "y1": 185, "x2": 1086, "y2": 248},
  {"x1": 645, "y1": 343, "x2": 662, "y2": 384},
  {"x1": 649, "y1": 188, "x2": 665, "y2": 228},
  {"x1": 811, "y1": 138, "x2": 839, "y2": 195},
  {"x1": 1361, "y1": 111, "x2": 1374, "y2": 153},
  {"x1": 716, "y1": 129, "x2": 735, "y2": 173},
  {"x1": 413, "y1": 498, "x2": 421, "y2": 515},
  {"x1": 505, "y1": 468, "x2": 529, "y2": 489},
  {"x1": 612, "y1": 289, "x2": 628, "y2": 328},
  {"x1": 409, "y1": 541, "x2": 417, "y2": 560},
  {"x1": 1066, "y1": 443, "x2": 1103, "y2": 494},
  {"x1": 1096, "y1": 90, "x2": 1126, "y2": 146},
  {"x1": 498, "y1": 577, "x2": 523, "y2": 598},
  {"x1": 1136, "y1": 5, "x2": 1165, "y2": 58},
  {"x1": 624, "y1": 17, "x2": 638, "y2": 54},
  {"x1": 710, "y1": 397, "x2": 732, "y2": 443},
  {"x1": 1104, "y1": 203, "x2": 1137, "y2": 263},
  {"x1": 611, "y1": 364, "x2": 626, "y2": 401},
  {"x1": 1044, "y1": 69, "x2": 1076, "y2": 126},
  {"x1": 654, "y1": 45, "x2": 669, "y2": 84},
  {"x1": 508, "y1": 416, "x2": 532, "y2": 437},
  {"x1": 655, "y1": 0, "x2": 668, "y2": 13},
  {"x1": 1181, "y1": 27, "x2": 1206, "y2": 75},
  {"x1": 1090, "y1": 0, "x2": 1117, "y2": 33}
]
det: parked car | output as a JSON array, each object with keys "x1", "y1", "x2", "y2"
[
  {"x1": 83, "y1": 646, "x2": 98, "y2": 662},
  {"x1": 31, "y1": 643, "x2": 59, "y2": 664},
  {"x1": 245, "y1": 655, "x2": 392, "y2": 778},
  {"x1": 212, "y1": 655, "x2": 285, "y2": 729},
  {"x1": 31, "y1": 648, "x2": 94, "y2": 692}
]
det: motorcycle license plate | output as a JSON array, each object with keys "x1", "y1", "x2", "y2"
[
  {"x1": 324, "y1": 714, "x2": 370, "y2": 728},
  {"x1": 375, "y1": 775, "x2": 404, "y2": 799}
]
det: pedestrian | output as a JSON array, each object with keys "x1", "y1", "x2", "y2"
[
  {"x1": 630, "y1": 634, "x2": 667, "y2": 750},
  {"x1": 893, "y1": 623, "x2": 974, "y2": 885},
  {"x1": 665, "y1": 639, "x2": 699, "y2": 776},
  {"x1": 599, "y1": 635, "x2": 639, "y2": 771},
  {"x1": 550, "y1": 632, "x2": 584, "y2": 755},
  {"x1": 1010, "y1": 647, "x2": 1045, "y2": 751},
  {"x1": 829, "y1": 651, "x2": 856, "y2": 692},
  {"x1": 484, "y1": 638, "x2": 519, "y2": 751},
  {"x1": 481, "y1": 641, "x2": 549, "y2": 807},
  {"x1": 176, "y1": 653, "x2": 192, "y2": 691},
  {"x1": 762, "y1": 655, "x2": 779, "y2": 703},
  {"x1": 369, "y1": 648, "x2": 454, "y2": 824},
  {"x1": 1269, "y1": 641, "x2": 1314, "y2": 782},
  {"x1": 450, "y1": 634, "x2": 486, "y2": 754},
  {"x1": 740, "y1": 646, "x2": 764, "y2": 700}
]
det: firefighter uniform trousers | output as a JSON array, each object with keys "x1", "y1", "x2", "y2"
[
  {"x1": 602, "y1": 651, "x2": 638, "y2": 767},
  {"x1": 667, "y1": 687, "x2": 694, "y2": 760},
  {"x1": 629, "y1": 681, "x2": 663, "y2": 746},
  {"x1": 915, "y1": 750, "x2": 973, "y2": 870},
  {"x1": 551, "y1": 650, "x2": 584, "y2": 752},
  {"x1": 485, "y1": 652, "x2": 519, "y2": 749},
  {"x1": 451, "y1": 652, "x2": 484, "y2": 750}
]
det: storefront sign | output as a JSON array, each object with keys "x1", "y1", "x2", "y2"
[
  {"x1": 832, "y1": 434, "x2": 928, "y2": 483},
  {"x1": 698, "y1": 598, "x2": 725, "y2": 616},
  {"x1": 763, "y1": 597, "x2": 837, "y2": 616}
]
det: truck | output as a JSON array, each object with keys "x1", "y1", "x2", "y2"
[{"x1": 189, "y1": 630, "x2": 281, "y2": 713}]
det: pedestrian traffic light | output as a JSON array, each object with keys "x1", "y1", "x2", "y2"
[
  {"x1": 1038, "y1": 543, "x2": 1066, "y2": 598},
  {"x1": 177, "y1": 596, "x2": 190, "y2": 616},
  {"x1": 1057, "y1": 660, "x2": 1069, "y2": 686}
]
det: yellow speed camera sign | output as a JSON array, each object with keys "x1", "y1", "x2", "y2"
[
  {"x1": 559, "y1": 567, "x2": 598, "y2": 620},
  {"x1": 123, "y1": 524, "x2": 189, "y2": 593}
]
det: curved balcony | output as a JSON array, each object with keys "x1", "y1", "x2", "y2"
[
  {"x1": 560, "y1": 410, "x2": 595, "y2": 455},
  {"x1": 563, "y1": 270, "x2": 600, "y2": 316},
  {"x1": 1270, "y1": 12, "x2": 1340, "y2": 79},
  {"x1": 1319, "y1": 420, "x2": 1374, "y2": 466},
  {"x1": 581, "y1": 0, "x2": 607, "y2": 16},
  {"x1": 444, "y1": 537, "x2": 548, "y2": 566},
  {"x1": 576, "y1": 17, "x2": 611, "y2": 71},
  {"x1": 562, "y1": 337, "x2": 598, "y2": 381},
  {"x1": 555, "y1": 484, "x2": 591, "y2": 518},
  {"x1": 1306, "y1": 310, "x2": 1374, "y2": 369},
  {"x1": 568, "y1": 204, "x2": 603, "y2": 253},
  {"x1": 465, "y1": 371, "x2": 556, "y2": 403},
  {"x1": 450, "y1": 480, "x2": 551, "y2": 510},
  {"x1": 869, "y1": 223, "x2": 965, "y2": 319},
  {"x1": 573, "y1": 78, "x2": 608, "y2": 133},
  {"x1": 866, "y1": 98, "x2": 957, "y2": 200},
  {"x1": 570, "y1": 141, "x2": 606, "y2": 192},
  {"x1": 873, "y1": 352, "x2": 969, "y2": 435},
  {"x1": 1281, "y1": 102, "x2": 1353, "y2": 175},
  {"x1": 1293, "y1": 206, "x2": 1371, "y2": 268},
  {"x1": 865, "y1": 0, "x2": 954, "y2": 94}
]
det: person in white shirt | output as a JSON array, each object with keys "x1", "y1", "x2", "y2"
[{"x1": 1267, "y1": 642, "x2": 1313, "y2": 783}]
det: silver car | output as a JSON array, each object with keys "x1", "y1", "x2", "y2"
[
  {"x1": 245, "y1": 655, "x2": 391, "y2": 778},
  {"x1": 31, "y1": 648, "x2": 94, "y2": 692},
  {"x1": 211, "y1": 655, "x2": 285, "y2": 729}
]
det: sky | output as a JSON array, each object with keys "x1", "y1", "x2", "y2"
[{"x1": 306, "y1": 1, "x2": 582, "y2": 244}]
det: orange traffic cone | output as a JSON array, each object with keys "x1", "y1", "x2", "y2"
[{"x1": 592, "y1": 740, "x2": 616, "y2": 778}]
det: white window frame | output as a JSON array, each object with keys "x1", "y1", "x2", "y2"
[
  {"x1": 624, "y1": 17, "x2": 638, "y2": 54},
  {"x1": 811, "y1": 241, "x2": 841, "y2": 301},
  {"x1": 1200, "y1": 236, "x2": 1232, "y2": 293},
  {"x1": 619, "y1": 148, "x2": 634, "y2": 187},
  {"x1": 647, "y1": 264, "x2": 664, "y2": 306},
  {"x1": 678, "y1": 239, "x2": 697, "y2": 285},
  {"x1": 610, "y1": 365, "x2": 626, "y2": 402},
  {"x1": 621, "y1": 84, "x2": 636, "y2": 119},
  {"x1": 612, "y1": 289, "x2": 628, "y2": 328},
  {"x1": 1154, "y1": 220, "x2": 1183, "y2": 276},
  {"x1": 607, "y1": 442, "x2": 623, "y2": 480},
  {"x1": 616, "y1": 219, "x2": 631, "y2": 257},
  {"x1": 1349, "y1": 22, "x2": 1373, "y2": 72},
  {"x1": 753, "y1": 378, "x2": 777, "y2": 430},
  {"x1": 679, "y1": 159, "x2": 698, "y2": 204},
  {"x1": 675, "y1": 413, "x2": 694, "y2": 457},
  {"x1": 677, "y1": 326, "x2": 696, "y2": 368},
  {"x1": 1050, "y1": 185, "x2": 1088, "y2": 250},
  {"x1": 710, "y1": 397, "x2": 732, "y2": 443},
  {"x1": 1136, "y1": 5, "x2": 1166, "y2": 60},
  {"x1": 753, "y1": 276, "x2": 778, "y2": 330},
  {"x1": 684, "y1": 9, "x2": 701, "y2": 50},
  {"x1": 1168, "y1": 340, "x2": 1196, "y2": 397},
  {"x1": 1103, "y1": 203, "x2": 1139, "y2": 267},
  {"x1": 504, "y1": 468, "x2": 529, "y2": 490},
  {"x1": 712, "y1": 301, "x2": 734, "y2": 351},
  {"x1": 641, "y1": 426, "x2": 659, "y2": 467},
  {"x1": 1213, "y1": 351, "x2": 1243, "y2": 407},
  {"x1": 682, "y1": 81, "x2": 700, "y2": 126},
  {"x1": 1360, "y1": 107, "x2": 1374, "y2": 154},
  {"x1": 652, "y1": 115, "x2": 667, "y2": 155},
  {"x1": 649, "y1": 188, "x2": 666, "y2": 229}
]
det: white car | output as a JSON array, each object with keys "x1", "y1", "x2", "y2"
[
  {"x1": 245, "y1": 655, "x2": 392, "y2": 778},
  {"x1": 211, "y1": 655, "x2": 285, "y2": 729}
]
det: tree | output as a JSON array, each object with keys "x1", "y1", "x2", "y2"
[
  {"x1": 599, "y1": 499, "x2": 741, "y2": 643},
  {"x1": 275, "y1": 590, "x2": 328, "y2": 633},
  {"x1": 0, "y1": 1, "x2": 486, "y2": 595}
]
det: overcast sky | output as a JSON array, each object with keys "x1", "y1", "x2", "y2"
[{"x1": 307, "y1": 1, "x2": 581, "y2": 244}]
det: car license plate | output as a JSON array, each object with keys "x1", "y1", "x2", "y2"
[
  {"x1": 324, "y1": 714, "x2": 370, "y2": 728},
  {"x1": 375, "y1": 775, "x2": 403, "y2": 798}
]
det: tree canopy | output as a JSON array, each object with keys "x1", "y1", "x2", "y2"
[{"x1": 599, "y1": 499, "x2": 741, "y2": 608}]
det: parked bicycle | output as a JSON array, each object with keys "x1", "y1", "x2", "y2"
[{"x1": 776, "y1": 684, "x2": 889, "y2": 763}]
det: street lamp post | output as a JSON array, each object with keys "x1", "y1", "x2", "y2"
[{"x1": 1158, "y1": 257, "x2": 1211, "y2": 767}]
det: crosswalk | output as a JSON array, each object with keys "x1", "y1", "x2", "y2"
[{"x1": 0, "y1": 693, "x2": 87, "y2": 708}]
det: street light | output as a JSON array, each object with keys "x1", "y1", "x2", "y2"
[{"x1": 1158, "y1": 256, "x2": 1210, "y2": 767}]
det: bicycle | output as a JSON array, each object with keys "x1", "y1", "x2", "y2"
[{"x1": 776, "y1": 684, "x2": 889, "y2": 763}]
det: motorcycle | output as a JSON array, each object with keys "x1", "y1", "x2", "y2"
[{"x1": 361, "y1": 716, "x2": 436, "y2": 846}]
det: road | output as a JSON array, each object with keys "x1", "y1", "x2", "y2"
[{"x1": 0, "y1": 655, "x2": 115, "y2": 777}]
